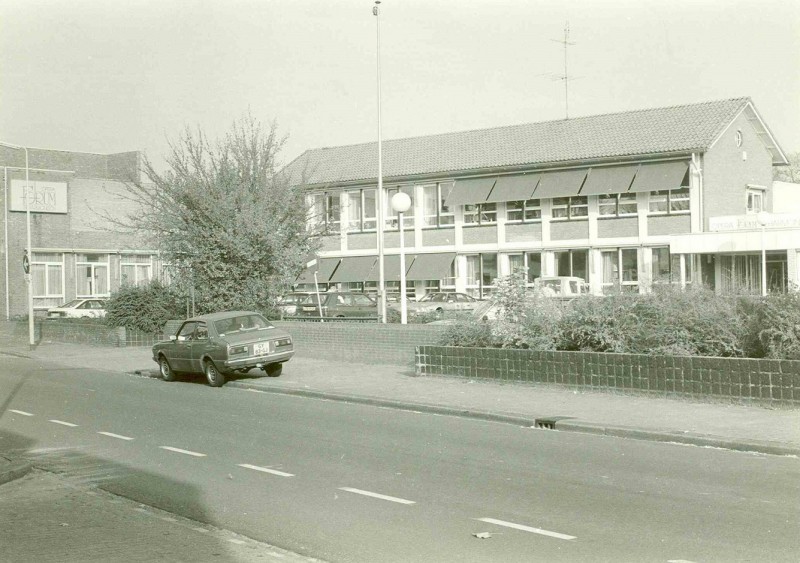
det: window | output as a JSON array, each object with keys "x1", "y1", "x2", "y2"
[
  {"x1": 507, "y1": 252, "x2": 542, "y2": 284},
  {"x1": 554, "y1": 249, "x2": 588, "y2": 281},
  {"x1": 385, "y1": 186, "x2": 414, "y2": 229},
  {"x1": 346, "y1": 189, "x2": 377, "y2": 231},
  {"x1": 31, "y1": 252, "x2": 63, "y2": 309},
  {"x1": 120, "y1": 254, "x2": 152, "y2": 287},
  {"x1": 652, "y1": 247, "x2": 694, "y2": 285},
  {"x1": 310, "y1": 192, "x2": 341, "y2": 233},
  {"x1": 649, "y1": 188, "x2": 689, "y2": 214},
  {"x1": 551, "y1": 196, "x2": 588, "y2": 220},
  {"x1": 746, "y1": 188, "x2": 764, "y2": 214},
  {"x1": 76, "y1": 254, "x2": 109, "y2": 297},
  {"x1": 601, "y1": 248, "x2": 639, "y2": 293},
  {"x1": 421, "y1": 182, "x2": 455, "y2": 227},
  {"x1": 506, "y1": 199, "x2": 542, "y2": 222},
  {"x1": 463, "y1": 202, "x2": 497, "y2": 225},
  {"x1": 598, "y1": 192, "x2": 637, "y2": 217},
  {"x1": 465, "y1": 253, "x2": 498, "y2": 298}
]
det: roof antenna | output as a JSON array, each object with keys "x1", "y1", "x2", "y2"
[{"x1": 549, "y1": 21, "x2": 576, "y2": 119}]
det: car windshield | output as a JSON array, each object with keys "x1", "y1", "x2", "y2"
[
  {"x1": 214, "y1": 314, "x2": 273, "y2": 335},
  {"x1": 59, "y1": 300, "x2": 83, "y2": 308}
]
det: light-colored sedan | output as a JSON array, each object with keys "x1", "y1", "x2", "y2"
[
  {"x1": 46, "y1": 298, "x2": 107, "y2": 319},
  {"x1": 152, "y1": 310, "x2": 294, "y2": 387},
  {"x1": 405, "y1": 292, "x2": 478, "y2": 316}
]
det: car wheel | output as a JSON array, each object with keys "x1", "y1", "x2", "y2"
[
  {"x1": 159, "y1": 356, "x2": 177, "y2": 382},
  {"x1": 204, "y1": 360, "x2": 225, "y2": 387},
  {"x1": 435, "y1": 307, "x2": 444, "y2": 317},
  {"x1": 265, "y1": 363, "x2": 283, "y2": 377}
]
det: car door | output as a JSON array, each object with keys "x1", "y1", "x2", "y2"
[
  {"x1": 185, "y1": 322, "x2": 210, "y2": 374},
  {"x1": 350, "y1": 293, "x2": 377, "y2": 317},
  {"x1": 172, "y1": 321, "x2": 199, "y2": 372}
]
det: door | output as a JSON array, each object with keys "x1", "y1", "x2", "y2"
[
  {"x1": 172, "y1": 321, "x2": 199, "y2": 372},
  {"x1": 186, "y1": 322, "x2": 210, "y2": 374}
]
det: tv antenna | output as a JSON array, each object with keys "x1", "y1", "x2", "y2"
[{"x1": 540, "y1": 21, "x2": 579, "y2": 119}]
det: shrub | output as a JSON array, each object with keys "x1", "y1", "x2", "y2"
[
  {"x1": 105, "y1": 280, "x2": 185, "y2": 334},
  {"x1": 558, "y1": 294, "x2": 635, "y2": 353},
  {"x1": 438, "y1": 320, "x2": 495, "y2": 348},
  {"x1": 752, "y1": 289, "x2": 800, "y2": 359}
]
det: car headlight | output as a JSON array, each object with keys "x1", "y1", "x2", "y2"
[{"x1": 228, "y1": 345, "x2": 248, "y2": 355}]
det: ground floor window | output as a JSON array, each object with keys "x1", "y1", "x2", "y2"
[
  {"x1": 554, "y1": 249, "x2": 588, "y2": 280},
  {"x1": 507, "y1": 252, "x2": 542, "y2": 284},
  {"x1": 465, "y1": 253, "x2": 498, "y2": 298},
  {"x1": 719, "y1": 252, "x2": 787, "y2": 294},
  {"x1": 120, "y1": 254, "x2": 153, "y2": 286},
  {"x1": 76, "y1": 254, "x2": 109, "y2": 297},
  {"x1": 31, "y1": 252, "x2": 64, "y2": 309},
  {"x1": 651, "y1": 247, "x2": 693, "y2": 285},
  {"x1": 601, "y1": 248, "x2": 639, "y2": 293}
]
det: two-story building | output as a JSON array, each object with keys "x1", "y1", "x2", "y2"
[
  {"x1": 286, "y1": 97, "x2": 796, "y2": 299},
  {"x1": 0, "y1": 146, "x2": 162, "y2": 318}
]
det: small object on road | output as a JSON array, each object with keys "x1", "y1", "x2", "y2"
[
  {"x1": 227, "y1": 474, "x2": 233, "y2": 480},
  {"x1": 472, "y1": 532, "x2": 492, "y2": 539}
]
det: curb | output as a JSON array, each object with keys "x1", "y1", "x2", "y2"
[{"x1": 0, "y1": 459, "x2": 32, "y2": 486}]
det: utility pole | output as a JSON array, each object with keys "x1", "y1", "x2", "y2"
[{"x1": 550, "y1": 21, "x2": 576, "y2": 119}]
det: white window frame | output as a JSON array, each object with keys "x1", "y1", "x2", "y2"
[
  {"x1": 601, "y1": 248, "x2": 639, "y2": 293},
  {"x1": 598, "y1": 192, "x2": 638, "y2": 217},
  {"x1": 463, "y1": 202, "x2": 498, "y2": 225},
  {"x1": 385, "y1": 186, "x2": 414, "y2": 230},
  {"x1": 648, "y1": 188, "x2": 690, "y2": 215},
  {"x1": 310, "y1": 192, "x2": 341, "y2": 233},
  {"x1": 120, "y1": 254, "x2": 153, "y2": 287},
  {"x1": 506, "y1": 199, "x2": 542, "y2": 222},
  {"x1": 346, "y1": 188, "x2": 377, "y2": 232},
  {"x1": 746, "y1": 186, "x2": 765, "y2": 214},
  {"x1": 421, "y1": 182, "x2": 455, "y2": 228},
  {"x1": 76, "y1": 254, "x2": 111, "y2": 298},
  {"x1": 551, "y1": 196, "x2": 588, "y2": 220},
  {"x1": 31, "y1": 252, "x2": 64, "y2": 309},
  {"x1": 507, "y1": 252, "x2": 542, "y2": 284}
]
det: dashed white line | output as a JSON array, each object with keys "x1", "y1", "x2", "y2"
[
  {"x1": 98, "y1": 432, "x2": 134, "y2": 441},
  {"x1": 338, "y1": 487, "x2": 416, "y2": 505},
  {"x1": 159, "y1": 446, "x2": 206, "y2": 457},
  {"x1": 476, "y1": 518, "x2": 576, "y2": 540},
  {"x1": 228, "y1": 539, "x2": 246, "y2": 545},
  {"x1": 237, "y1": 464, "x2": 294, "y2": 477},
  {"x1": 49, "y1": 419, "x2": 78, "y2": 427},
  {"x1": 668, "y1": 560, "x2": 698, "y2": 563},
  {"x1": 10, "y1": 409, "x2": 33, "y2": 416}
]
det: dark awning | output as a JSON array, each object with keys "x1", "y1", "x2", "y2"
[
  {"x1": 295, "y1": 257, "x2": 340, "y2": 284},
  {"x1": 533, "y1": 168, "x2": 589, "y2": 198},
  {"x1": 329, "y1": 256, "x2": 377, "y2": 283},
  {"x1": 444, "y1": 177, "x2": 496, "y2": 207},
  {"x1": 406, "y1": 253, "x2": 456, "y2": 281},
  {"x1": 364, "y1": 254, "x2": 414, "y2": 282},
  {"x1": 629, "y1": 161, "x2": 690, "y2": 193},
  {"x1": 485, "y1": 173, "x2": 541, "y2": 203},
  {"x1": 580, "y1": 165, "x2": 639, "y2": 195}
]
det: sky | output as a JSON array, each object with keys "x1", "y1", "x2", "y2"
[{"x1": 1, "y1": 0, "x2": 798, "y2": 171}]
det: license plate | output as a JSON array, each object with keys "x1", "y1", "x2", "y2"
[{"x1": 253, "y1": 342, "x2": 270, "y2": 356}]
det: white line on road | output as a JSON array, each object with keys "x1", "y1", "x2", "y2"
[
  {"x1": 338, "y1": 487, "x2": 416, "y2": 505},
  {"x1": 48, "y1": 419, "x2": 78, "y2": 427},
  {"x1": 159, "y1": 446, "x2": 206, "y2": 457},
  {"x1": 10, "y1": 409, "x2": 33, "y2": 416},
  {"x1": 98, "y1": 431, "x2": 134, "y2": 441},
  {"x1": 237, "y1": 463, "x2": 294, "y2": 477},
  {"x1": 668, "y1": 560, "x2": 698, "y2": 563},
  {"x1": 228, "y1": 539, "x2": 246, "y2": 545},
  {"x1": 476, "y1": 518, "x2": 576, "y2": 540}
]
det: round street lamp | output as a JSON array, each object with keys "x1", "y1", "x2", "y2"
[
  {"x1": 391, "y1": 191, "x2": 412, "y2": 324},
  {"x1": 757, "y1": 211, "x2": 770, "y2": 297}
]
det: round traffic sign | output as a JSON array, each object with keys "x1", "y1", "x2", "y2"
[{"x1": 22, "y1": 253, "x2": 30, "y2": 274}]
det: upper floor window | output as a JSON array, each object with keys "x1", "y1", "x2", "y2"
[
  {"x1": 599, "y1": 192, "x2": 637, "y2": 217},
  {"x1": 746, "y1": 188, "x2": 764, "y2": 214},
  {"x1": 649, "y1": 188, "x2": 689, "y2": 214},
  {"x1": 552, "y1": 196, "x2": 588, "y2": 220},
  {"x1": 310, "y1": 192, "x2": 340, "y2": 233},
  {"x1": 463, "y1": 202, "x2": 497, "y2": 225},
  {"x1": 421, "y1": 182, "x2": 455, "y2": 228},
  {"x1": 346, "y1": 188, "x2": 377, "y2": 232},
  {"x1": 385, "y1": 186, "x2": 414, "y2": 229},
  {"x1": 506, "y1": 199, "x2": 542, "y2": 222}
]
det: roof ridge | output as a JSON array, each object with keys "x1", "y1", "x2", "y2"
[{"x1": 305, "y1": 97, "x2": 752, "y2": 153}]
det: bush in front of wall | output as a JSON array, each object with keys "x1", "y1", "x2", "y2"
[{"x1": 105, "y1": 280, "x2": 185, "y2": 334}]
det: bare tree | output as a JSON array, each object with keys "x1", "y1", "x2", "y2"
[{"x1": 774, "y1": 151, "x2": 800, "y2": 183}]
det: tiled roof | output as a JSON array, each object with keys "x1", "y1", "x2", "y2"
[{"x1": 285, "y1": 97, "x2": 751, "y2": 187}]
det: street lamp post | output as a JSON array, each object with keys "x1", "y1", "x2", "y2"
[
  {"x1": 1, "y1": 141, "x2": 34, "y2": 347},
  {"x1": 757, "y1": 211, "x2": 770, "y2": 297},
  {"x1": 373, "y1": 0, "x2": 386, "y2": 323},
  {"x1": 391, "y1": 192, "x2": 412, "y2": 324}
]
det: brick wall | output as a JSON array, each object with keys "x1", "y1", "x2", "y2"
[
  {"x1": 550, "y1": 219, "x2": 589, "y2": 240},
  {"x1": 273, "y1": 321, "x2": 446, "y2": 366},
  {"x1": 416, "y1": 345, "x2": 800, "y2": 407}
]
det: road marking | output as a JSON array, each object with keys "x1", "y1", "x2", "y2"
[
  {"x1": 668, "y1": 560, "x2": 698, "y2": 563},
  {"x1": 10, "y1": 409, "x2": 33, "y2": 416},
  {"x1": 159, "y1": 446, "x2": 206, "y2": 457},
  {"x1": 338, "y1": 487, "x2": 416, "y2": 505},
  {"x1": 228, "y1": 539, "x2": 246, "y2": 545},
  {"x1": 476, "y1": 518, "x2": 576, "y2": 540},
  {"x1": 237, "y1": 463, "x2": 294, "y2": 477},
  {"x1": 98, "y1": 432, "x2": 134, "y2": 441},
  {"x1": 49, "y1": 419, "x2": 78, "y2": 427}
]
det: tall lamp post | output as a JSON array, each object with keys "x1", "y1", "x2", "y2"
[
  {"x1": 1, "y1": 141, "x2": 34, "y2": 347},
  {"x1": 757, "y1": 210, "x2": 770, "y2": 297},
  {"x1": 391, "y1": 191, "x2": 411, "y2": 324},
  {"x1": 373, "y1": 0, "x2": 386, "y2": 323}
]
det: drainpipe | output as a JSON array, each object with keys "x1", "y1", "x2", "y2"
[{"x1": 3, "y1": 167, "x2": 8, "y2": 320}]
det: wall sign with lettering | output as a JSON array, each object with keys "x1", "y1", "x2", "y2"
[{"x1": 9, "y1": 180, "x2": 68, "y2": 214}]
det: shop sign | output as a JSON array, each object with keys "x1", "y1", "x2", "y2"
[
  {"x1": 10, "y1": 180, "x2": 68, "y2": 214},
  {"x1": 709, "y1": 213, "x2": 800, "y2": 232}
]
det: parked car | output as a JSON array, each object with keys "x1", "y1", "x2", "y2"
[
  {"x1": 46, "y1": 298, "x2": 107, "y2": 319},
  {"x1": 533, "y1": 276, "x2": 588, "y2": 299},
  {"x1": 151, "y1": 310, "x2": 294, "y2": 387},
  {"x1": 276, "y1": 292, "x2": 312, "y2": 317},
  {"x1": 297, "y1": 292, "x2": 378, "y2": 319},
  {"x1": 405, "y1": 292, "x2": 478, "y2": 316}
]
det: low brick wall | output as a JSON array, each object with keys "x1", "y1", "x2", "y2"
[
  {"x1": 38, "y1": 320, "x2": 127, "y2": 347},
  {"x1": 273, "y1": 321, "x2": 446, "y2": 366},
  {"x1": 415, "y1": 346, "x2": 800, "y2": 408}
]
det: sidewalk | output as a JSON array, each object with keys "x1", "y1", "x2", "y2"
[{"x1": 5, "y1": 342, "x2": 800, "y2": 456}]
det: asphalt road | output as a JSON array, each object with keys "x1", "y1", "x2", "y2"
[{"x1": 1, "y1": 355, "x2": 798, "y2": 562}]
